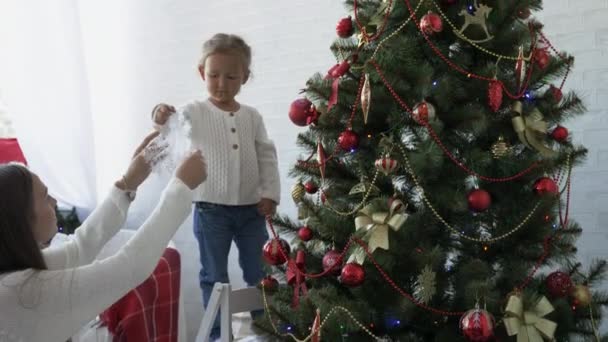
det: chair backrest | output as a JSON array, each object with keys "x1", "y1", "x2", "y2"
[
  {"x1": 196, "y1": 283, "x2": 264, "y2": 342},
  {"x1": 0, "y1": 138, "x2": 27, "y2": 164},
  {"x1": 228, "y1": 286, "x2": 264, "y2": 314}
]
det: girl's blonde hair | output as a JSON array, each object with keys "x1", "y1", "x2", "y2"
[{"x1": 198, "y1": 33, "x2": 252, "y2": 79}]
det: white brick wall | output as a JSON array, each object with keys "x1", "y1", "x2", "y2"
[
  {"x1": 539, "y1": 1, "x2": 608, "y2": 332},
  {"x1": 538, "y1": 1, "x2": 608, "y2": 271}
]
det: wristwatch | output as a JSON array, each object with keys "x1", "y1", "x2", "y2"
[
  {"x1": 121, "y1": 175, "x2": 137, "y2": 202},
  {"x1": 125, "y1": 189, "x2": 137, "y2": 202}
]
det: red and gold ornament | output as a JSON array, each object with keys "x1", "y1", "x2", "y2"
[
  {"x1": 375, "y1": 155, "x2": 399, "y2": 175},
  {"x1": 289, "y1": 99, "x2": 318, "y2": 126},
  {"x1": 545, "y1": 271, "x2": 573, "y2": 298},
  {"x1": 514, "y1": 46, "x2": 527, "y2": 90},
  {"x1": 336, "y1": 16, "x2": 354, "y2": 38},
  {"x1": 262, "y1": 238, "x2": 291, "y2": 266},
  {"x1": 488, "y1": 79, "x2": 503, "y2": 112},
  {"x1": 550, "y1": 125, "x2": 568, "y2": 142},
  {"x1": 340, "y1": 262, "x2": 365, "y2": 287},
  {"x1": 311, "y1": 309, "x2": 321, "y2": 342},
  {"x1": 298, "y1": 226, "x2": 313, "y2": 241},
  {"x1": 459, "y1": 307, "x2": 495, "y2": 342},
  {"x1": 420, "y1": 11, "x2": 443, "y2": 35},
  {"x1": 533, "y1": 177, "x2": 559, "y2": 196},
  {"x1": 322, "y1": 249, "x2": 343, "y2": 276},
  {"x1": 260, "y1": 275, "x2": 279, "y2": 294},
  {"x1": 338, "y1": 129, "x2": 360, "y2": 151},
  {"x1": 468, "y1": 189, "x2": 492, "y2": 212},
  {"x1": 317, "y1": 140, "x2": 327, "y2": 179},
  {"x1": 304, "y1": 181, "x2": 318, "y2": 194},
  {"x1": 412, "y1": 101, "x2": 436, "y2": 124}
]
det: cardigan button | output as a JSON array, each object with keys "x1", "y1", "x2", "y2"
[
  {"x1": 229, "y1": 112, "x2": 235, "y2": 117},
  {"x1": 233, "y1": 144, "x2": 239, "y2": 150},
  {"x1": 231, "y1": 128, "x2": 236, "y2": 133}
]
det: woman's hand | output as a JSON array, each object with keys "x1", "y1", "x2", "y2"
[{"x1": 118, "y1": 131, "x2": 163, "y2": 191}]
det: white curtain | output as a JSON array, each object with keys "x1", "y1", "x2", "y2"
[
  {"x1": 0, "y1": 1, "x2": 98, "y2": 214},
  {"x1": 0, "y1": 1, "x2": 183, "y2": 225}
]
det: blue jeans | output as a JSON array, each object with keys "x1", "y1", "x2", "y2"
[{"x1": 193, "y1": 202, "x2": 268, "y2": 340}]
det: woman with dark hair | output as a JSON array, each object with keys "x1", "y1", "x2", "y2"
[{"x1": 0, "y1": 131, "x2": 207, "y2": 342}]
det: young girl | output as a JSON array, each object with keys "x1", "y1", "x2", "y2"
[
  {"x1": 0, "y1": 131, "x2": 207, "y2": 342},
  {"x1": 152, "y1": 33, "x2": 281, "y2": 340}
]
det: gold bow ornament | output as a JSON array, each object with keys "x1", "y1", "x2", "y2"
[
  {"x1": 511, "y1": 101, "x2": 557, "y2": 158},
  {"x1": 348, "y1": 199, "x2": 408, "y2": 264},
  {"x1": 504, "y1": 294, "x2": 557, "y2": 342}
]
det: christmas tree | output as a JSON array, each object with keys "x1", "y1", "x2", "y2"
[{"x1": 256, "y1": 0, "x2": 608, "y2": 340}]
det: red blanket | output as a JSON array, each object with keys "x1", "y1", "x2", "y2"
[
  {"x1": 100, "y1": 248, "x2": 181, "y2": 342},
  {"x1": 0, "y1": 138, "x2": 27, "y2": 164}
]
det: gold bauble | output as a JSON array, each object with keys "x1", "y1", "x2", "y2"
[
  {"x1": 570, "y1": 284, "x2": 592, "y2": 307},
  {"x1": 291, "y1": 182, "x2": 306, "y2": 204}
]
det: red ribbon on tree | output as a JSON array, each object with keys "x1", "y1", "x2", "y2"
[
  {"x1": 326, "y1": 60, "x2": 350, "y2": 111},
  {"x1": 286, "y1": 250, "x2": 308, "y2": 308}
]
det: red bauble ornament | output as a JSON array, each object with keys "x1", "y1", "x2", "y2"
[
  {"x1": 340, "y1": 263, "x2": 365, "y2": 287},
  {"x1": 550, "y1": 85, "x2": 563, "y2": 103},
  {"x1": 420, "y1": 12, "x2": 443, "y2": 35},
  {"x1": 298, "y1": 226, "x2": 313, "y2": 241},
  {"x1": 551, "y1": 125, "x2": 569, "y2": 142},
  {"x1": 534, "y1": 49, "x2": 551, "y2": 69},
  {"x1": 533, "y1": 177, "x2": 559, "y2": 196},
  {"x1": 260, "y1": 275, "x2": 279, "y2": 294},
  {"x1": 336, "y1": 16, "x2": 354, "y2": 38},
  {"x1": 412, "y1": 101, "x2": 436, "y2": 124},
  {"x1": 459, "y1": 308, "x2": 495, "y2": 342},
  {"x1": 488, "y1": 80, "x2": 503, "y2": 112},
  {"x1": 262, "y1": 238, "x2": 290, "y2": 265},
  {"x1": 304, "y1": 181, "x2": 318, "y2": 194},
  {"x1": 289, "y1": 98, "x2": 317, "y2": 126},
  {"x1": 322, "y1": 249, "x2": 343, "y2": 276},
  {"x1": 546, "y1": 271, "x2": 573, "y2": 298},
  {"x1": 468, "y1": 189, "x2": 491, "y2": 212},
  {"x1": 338, "y1": 130, "x2": 360, "y2": 151},
  {"x1": 328, "y1": 60, "x2": 350, "y2": 79}
]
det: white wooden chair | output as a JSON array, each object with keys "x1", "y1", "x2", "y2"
[{"x1": 196, "y1": 283, "x2": 264, "y2": 342}]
